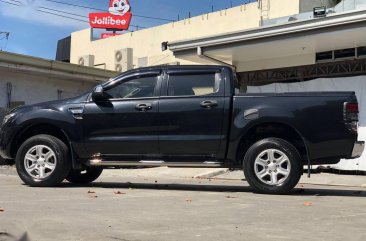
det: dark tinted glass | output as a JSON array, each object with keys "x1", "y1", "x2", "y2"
[
  {"x1": 357, "y1": 47, "x2": 366, "y2": 57},
  {"x1": 334, "y1": 48, "x2": 355, "y2": 59},
  {"x1": 168, "y1": 74, "x2": 218, "y2": 96},
  {"x1": 105, "y1": 76, "x2": 157, "y2": 99},
  {"x1": 316, "y1": 51, "x2": 333, "y2": 62}
]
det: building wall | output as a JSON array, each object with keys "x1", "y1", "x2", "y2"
[
  {"x1": 268, "y1": 0, "x2": 300, "y2": 19},
  {"x1": 70, "y1": 0, "x2": 302, "y2": 71},
  {"x1": 0, "y1": 70, "x2": 94, "y2": 109}
]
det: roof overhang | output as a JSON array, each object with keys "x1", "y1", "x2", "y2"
[
  {"x1": 168, "y1": 9, "x2": 366, "y2": 68},
  {"x1": 0, "y1": 52, "x2": 118, "y2": 83}
]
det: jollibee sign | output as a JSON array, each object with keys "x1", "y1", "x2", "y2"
[
  {"x1": 101, "y1": 33, "x2": 121, "y2": 39},
  {"x1": 89, "y1": 0, "x2": 132, "y2": 30}
]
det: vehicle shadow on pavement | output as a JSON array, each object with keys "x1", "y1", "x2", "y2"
[
  {"x1": 57, "y1": 182, "x2": 366, "y2": 197},
  {"x1": 59, "y1": 181, "x2": 252, "y2": 193}
]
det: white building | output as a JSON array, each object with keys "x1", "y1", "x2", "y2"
[{"x1": 0, "y1": 51, "x2": 116, "y2": 111}]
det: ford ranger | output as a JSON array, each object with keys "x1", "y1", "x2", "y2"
[{"x1": 0, "y1": 65, "x2": 364, "y2": 194}]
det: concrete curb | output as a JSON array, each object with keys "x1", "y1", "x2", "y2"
[
  {"x1": 194, "y1": 168, "x2": 229, "y2": 179},
  {"x1": 298, "y1": 181, "x2": 366, "y2": 188}
]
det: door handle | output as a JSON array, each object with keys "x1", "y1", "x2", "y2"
[
  {"x1": 200, "y1": 100, "x2": 218, "y2": 109},
  {"x1": 135, "y1": 103, "x2": 153, "y2": 112}
]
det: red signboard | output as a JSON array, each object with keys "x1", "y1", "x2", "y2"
[
  {"x1": 89, "y1": 0, "x2": 132, "y2": 30},
  {"x1": 101, "y1": 33, "x2": 121, "y2": 39}
]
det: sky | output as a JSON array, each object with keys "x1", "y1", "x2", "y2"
[{"x1": 0, "y1": 0, "x2": 255, "y2": 60}]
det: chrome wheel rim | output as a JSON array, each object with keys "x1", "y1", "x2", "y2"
[
  {"x1": 24, "y1": 145, "x2": 57, "y2": 180},
  {"x1": 254, "y1": 149, "x2": 291, "y2": 186}
]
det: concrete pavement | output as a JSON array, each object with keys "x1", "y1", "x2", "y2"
[
  {"x1": 214, "y1": 169, "x2": 366, "y2": 187},
  {"x1": 77, "y1": 166, "x2": 366, "y2": 188},
  {"x1": 2, "y1": 165, "x2": 366, "y2": 187},
  {"x1": 1, "y1": 166, "x2": 366, "y2": 241}
]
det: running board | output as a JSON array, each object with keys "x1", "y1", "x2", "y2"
[{"x1": 88, "y1": 159, "x2": 223, "y2": 167}]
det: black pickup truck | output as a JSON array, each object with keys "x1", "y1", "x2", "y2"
[{"x1": 0, "y1": 65, "x2": 364, "y2": 194}]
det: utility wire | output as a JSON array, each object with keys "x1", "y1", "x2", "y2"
[
  {"x1": 34, "y1": 8, "x2": 135, "y2": 32},
  {"x1": 1, "y1": 0, "x2": 143, "y2": 31},
  {"x1": 0, "y1": 0, "x2": 20, "y2": 6},
  {"x1": 12, "y1": 0, "x2": 146, "y2": 29},
  {"x1": 37, "y1": 9, "x2": 89, "y2": 23},
  {"x1": 39, "y1": 6, "x2": 146, "y2": 29},
  {"x1": 44, "y1": 0, "x2": 175, "y2": 22},
  {"x1": 2, "y1": 0, "x2": 90, "y2": 23},
  {"x1": 39, "y1": 6, "x2": 89, "y2": 19}
]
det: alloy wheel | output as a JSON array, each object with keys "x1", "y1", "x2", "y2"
[
  {"x1": 254, "y1": 149, "x2": 291, "y2": 186},
  {"x1": 24, "y1": 145, "x2": 57, "y2": 180}
]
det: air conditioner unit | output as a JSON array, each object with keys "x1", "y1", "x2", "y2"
[
  {"x1": 114, "y1": 48, "x2": 133, "y2": 72},
  {"x1": 77, "y1": 55, "x2": 95, "y2": 67}
]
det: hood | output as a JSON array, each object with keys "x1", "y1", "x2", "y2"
[{"x1": 12, "y1": 92, "x2": 90, "y2": 113}]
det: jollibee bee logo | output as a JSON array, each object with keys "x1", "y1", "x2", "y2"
[
  {"x1": 109, "y1": 0, "x2": 131, "y2": 16},
  {"x1": 89, "y1": 0, "x2": 132, "y2": 30}
]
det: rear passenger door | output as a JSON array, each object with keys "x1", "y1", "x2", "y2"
[{"x1": 158, "y1": 68, "x2": 226, "y2": 159}]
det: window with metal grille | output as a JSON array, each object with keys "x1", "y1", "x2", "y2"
[
  {"x1": 357, "y1": 47, "x2": 366, "y2": 58},
  {"x1": 334, "y1": 48, "x2": 355, "y2": 60},
  {"x1": 316, "y1": 51, "x2": 333, "y2": 63}
]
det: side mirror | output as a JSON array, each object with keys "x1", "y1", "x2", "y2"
[{"x1": 92, "y1": 85, "x2": 107, "y2": 102}]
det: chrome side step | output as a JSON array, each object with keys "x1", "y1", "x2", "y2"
[{"x1": 89, "y1": 159, "x2": 223, "y2": 167}]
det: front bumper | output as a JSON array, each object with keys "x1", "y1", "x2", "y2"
[
  {"x1": 0, "y1": 128, "x2": 12, "y2": 159},
  {"x1": 351, "y1": 141, "x2": 365, "y2": 158}
]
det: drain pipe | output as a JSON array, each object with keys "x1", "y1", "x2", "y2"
[
  {"x1": 197, "y1": 47, "x2": 236, "y2": 71},
  {"x1": 6, "y1": 82, "x2": 12, "y2": 109}
]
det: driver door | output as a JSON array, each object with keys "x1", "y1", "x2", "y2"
[{"x1": 82, "y1": 70, "x2": 162, "y2": 159}]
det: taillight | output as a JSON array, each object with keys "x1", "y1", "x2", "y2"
[
  {"x1": 346, "y1": 103, "x2": 358, "y2": 113},
  {"x1": 344, "y1": 102, "x2": 359, "y2": 121},
  {"x1": 344, "y1": 102, "x2": 359, "y2": 133}
]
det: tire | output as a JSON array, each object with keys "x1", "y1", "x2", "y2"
[
  {"x1": 15, "y1": 134, "x2": 71, "y2": 187},
  {"x1": 66, "y1": 167, "x2": 103, "y2": 184},
  {"x1": 243, "y1": 138, "x2": 302, "y2": 194}
]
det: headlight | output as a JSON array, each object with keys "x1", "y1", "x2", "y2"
[{"x1": 2, "y1": 113, "x2": 16, "y2": 126}]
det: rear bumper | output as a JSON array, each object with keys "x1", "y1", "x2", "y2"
[{"x1": 351, "y1": 141, "x2": 365, "y2": 158}]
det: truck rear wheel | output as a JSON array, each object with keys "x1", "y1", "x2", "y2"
[
  {"x1": 66, "y1": 167, "x2": 103, "y2": 184},
  {"x1": 243, "y1": 138, "x2": 302, "y2": 194},
  {"x1": 15, "y1": 134, "x2": 71, "y2": 187}
]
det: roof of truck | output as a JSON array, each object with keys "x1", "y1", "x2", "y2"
[{"x1": 113, "y1": 65, "x2": 229, "y2": 78}]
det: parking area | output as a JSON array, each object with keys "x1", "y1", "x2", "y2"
[{"x1": 1, "y1": 166, "x2": 366, "y2": 241}]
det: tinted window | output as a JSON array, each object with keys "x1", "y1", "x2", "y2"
[
  {"x1": 334, "y1": 48, "x2": 355, "y2": 59},
  {"x1": 357, "y1": 47, "x2": 366, "y2": 57},
  {"x1": 105, "y1": 76, "x2": 157, "y2": 99},
  {"x1": 316, "y1": 51, "x2": 333, "y2": 62},
  {"x1": 168, "y1": 74, "x2": 219, "y2": 96}
]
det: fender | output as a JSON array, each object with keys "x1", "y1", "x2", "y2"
[
  {"x1": 226, "y1": 103, "x2": 309, "y2": 163},
  {"x1": 6, "y1": 105, "x2": 87, "y2": 164}
]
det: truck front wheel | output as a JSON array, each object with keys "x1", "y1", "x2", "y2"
[
  {"x1": 15, "y1": 135, "x2": 71, "y2": 187},
  {"x1": 243, "y1": 138, "x2": 302, "y2": 194},
  {"x1": 66, "y1": 167, "x2": 103, "y2": 184}
]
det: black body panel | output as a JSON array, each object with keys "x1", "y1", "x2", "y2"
[
  {"x1": 0, "y1": 65, "x2": 360, "y2": 168},
  {"x1": 226, "y1": 92, "x2": 357, "y2": 163}
]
